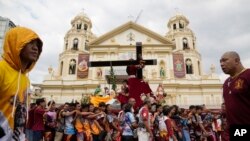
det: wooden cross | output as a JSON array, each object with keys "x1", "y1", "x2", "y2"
[{"x1": 89, "y1": 42, "x2": 157, "y2": 79}]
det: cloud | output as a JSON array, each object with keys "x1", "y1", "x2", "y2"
[{"x1": 1, "y1": 0, "x2": 249, "y2": 83}]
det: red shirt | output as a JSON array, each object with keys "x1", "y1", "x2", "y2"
[
  {"x1": 139, "y1": 106, "x2": 150, "y2": 129},
  {"x1": 140, "y1": 106, "x2": 149, "y2": 121},
  {"x1": 165, "y1": 117, "x2": 174, "y2": 137},
  {"x1": 223, "y1": 69, "x2": 250, "y2": 125},
  {"x1": 26, "y1": 108, "x2": 35, "y2": 129},
  {"x1": 32, "y1": 107, "x2": 46, "y2": 131}
]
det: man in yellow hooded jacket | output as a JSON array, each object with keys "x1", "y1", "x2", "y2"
[{"x1": 0, "y1": 27, "x2": 43, "y2": 141}]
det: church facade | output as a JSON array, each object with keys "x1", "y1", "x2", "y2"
[{"x1": 35, "y1": 12, "x2": 222, "y2": 108}]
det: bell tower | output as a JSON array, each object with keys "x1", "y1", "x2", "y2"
[
  {"x1": 166, "y1": 13, "x2": 202, "y2": 77},
  {"x1": 58, "y1": 12, "x2": 96, "y2": 78}
]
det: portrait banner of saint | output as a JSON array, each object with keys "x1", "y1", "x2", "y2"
[
  {"x1": 77, "y1": 54, "x2": 89, "y2": 78},
  {"x1": 173, "y1": 53, "x2": 185, "y2": 78}
]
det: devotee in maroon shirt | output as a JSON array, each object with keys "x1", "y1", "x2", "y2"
[
  {"x1": 223, "y1": 69, "x2": 250, "y2": 125},
  {"x1": 220, "y1": 51, "x2": 250, "y2": 127}
]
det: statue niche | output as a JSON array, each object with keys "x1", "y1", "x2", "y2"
[
  {"x1": 96, "y1": 68, "x2": 102, "y2": 78},
  {"x1": 159, "y1": 60, "x2": 166, "y2": 78}
]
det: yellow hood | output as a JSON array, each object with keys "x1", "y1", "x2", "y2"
[{"x1": 2, "y1": 27, "x2": 43, "y2": 73}]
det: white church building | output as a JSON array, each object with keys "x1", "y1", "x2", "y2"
[{"x1": 34, "y1": 12, "x2": 222, "y2": 108}]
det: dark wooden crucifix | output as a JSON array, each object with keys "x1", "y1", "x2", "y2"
[{"x1": 89, "y1": 42, "x2": 157, "y2": 79}]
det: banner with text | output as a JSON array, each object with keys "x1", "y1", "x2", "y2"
[
  {"x1": 77, "y1": 54, "x2": 89, "y2": 78},
  {"x1": 173, "y1": 53, "x2": 185, "y2": 78}
]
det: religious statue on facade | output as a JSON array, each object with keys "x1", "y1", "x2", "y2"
[
  {"x1": 81, "y1": 93, "x2": 91, "y2": 105},
  {"x1": 156, "y1": 83, "x2": 167, "y2": 104},
  {"x1": 97, "y1": 68, "x2": 102, "y2": 78},
  {"x1": 210, "y1": 64, "x2": 215, "y2": 74},
  {"x1": 160, "y1": 67, "x2": 165, "y2": 78},
  {"x1": 104, "y1": 87, "x2": 109, "y2": 96},
  {"x1": 48, "y1": 66, "x2": 53, "y2": 74}
]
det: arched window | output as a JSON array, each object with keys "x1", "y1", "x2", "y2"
[
  {"x1": 173, "y1": 24, "x2": 176, "y2": 30},
  {"x1": 73, "y1": 38, "x2": 79, "y2": 50},
  {"x1": 60, "y1": 61, "x2": 63, "y2": 75},
  {"x1": 185, "y1": 58, "x2": 193, "y2": 74},
  {"x1": 84, "y1": 24, "x2": 88, "y2": 31},
  {"x1": 77, "y1": 23, "x2": 82, "y2": 30},
  {"x1": 183, "y1": 38, "x2": 189, "y2": 50},
  {"x1": 179, "y1": 21, "x2": 184, "y2": 29},
  {"x1": 69, "y1": 59, "x2": 76, "y2": 75}
]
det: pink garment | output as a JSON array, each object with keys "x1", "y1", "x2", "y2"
[{"x1": 47, "y1": 111, "x2": 56, "y2": 121}]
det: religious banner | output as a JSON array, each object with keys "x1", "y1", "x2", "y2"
[
  {"x1": 173, "y1": 53, "x2": 185, "y2": 78},
  {"x1": 77, "y1": 54, "x2": 89, "y2": 78}
]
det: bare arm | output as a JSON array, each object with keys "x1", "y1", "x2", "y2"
[
  {"x1": 199, "y1": 122, "x2": 207, "y2": 133},
  {"x1": 62, "y1": 110, "x2": 76, "y2": 117},
  {"x1": 86, "y1": 112, "x2": 103, "y2": 119},
  {"x1": 94, "y1": 120, "x2": 103, "y2": 131},
  {"x1": 196, "y1": 114, "x2": 207, "y2": 133},
  {"x1": 80, "y1": 112, "x2": 94, "y2": 116},
  {"x1": 131, "y1": 121, "x2": 138, "y2": 128},
  {"x1": 103, "y1": 113, "x2": 107, "y2": 123}
]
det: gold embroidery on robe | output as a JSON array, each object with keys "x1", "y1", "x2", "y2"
[{"x1": 234, "y1": 79, "x2": 244, "y2": 90}]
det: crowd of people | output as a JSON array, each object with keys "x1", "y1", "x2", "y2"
[{"x1": 25, "y1": 97, "x2": 228, "y2": 141}]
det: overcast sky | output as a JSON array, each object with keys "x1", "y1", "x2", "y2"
[{"x1": 1, "y1": 0, "x2": 250, "y2": 84}]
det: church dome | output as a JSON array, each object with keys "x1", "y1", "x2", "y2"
[
  {"x1": 167, "y1": 13, "x2": 189, "y2": 28},
  {"x1": 71, "y1": 11, "x2": 92, "y2": 28}
]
